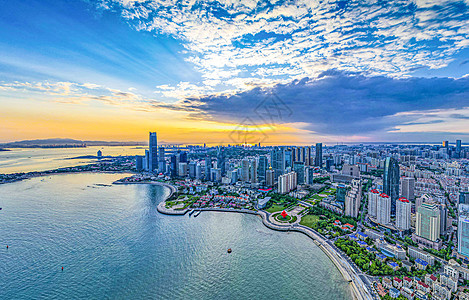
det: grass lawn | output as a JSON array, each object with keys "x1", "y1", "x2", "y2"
[
  {"x1": 266, "y1": 204, "x2": 286, "y2": 213},
  {"x1": 299, "y1": 215, "x2": 319, "y2": 228},
  {"x1": 274, "y1": 214, "x2": 292, "y2": 222},
  {"x1": 309, "y1": 194, "x2": 325, "y2": 201}
]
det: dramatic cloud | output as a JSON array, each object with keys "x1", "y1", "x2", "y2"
[
  {"x1": 178, "y1": 71, "x2": 469, "y2": 138},
  {"x1": 103, "y1": 0, "x2": 469, "y2": 96}
]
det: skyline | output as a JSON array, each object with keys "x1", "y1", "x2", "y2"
[{"x1": 1, "y1": 0, "x2": 469, "y2": 144}]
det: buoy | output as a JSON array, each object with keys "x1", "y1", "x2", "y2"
[
  {"x1": 227, "y1": 248, "x2": 232, "y2": 253},
  {"x1": 6, "y1": 245, "x2": 8, "y2": 249},
  {"x1": 61, "y1": 266, "x2": 64, "y2": 271}
]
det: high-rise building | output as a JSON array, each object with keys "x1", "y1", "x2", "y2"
[
  {"x1": 135, "y1": 156, "x2": 143, "y2": 172},
  {"x1": 266, "y1": 168, "x2": 275, "y2": 187},
  {"x1": 178, "y1": 162, "x2": 188, "y2": 177},
  {"x1": 179, "y1": 151, "x2": 188, "y2": 163},
  {"x1": 284, "y1": 148, "x2": 293, "y2": 170},
  {"x1": 258, "y1": 155, "x2": 268, "y2": 184},
  {"x1": 270, "y1": 147, "x2": 285, "y2": 179},
  {"x1": 439, "y1": 204, "x2": 448, "y2": 234},
  {"x1": 250, "y1": 159, "x2": 258, "y2": 183},
  {"x1": 241, "y1": 159, "x2": 250, "y2": 182},
  {"x1": 211, "y1": 168, "x2": 222, "y2": 182},
  {"x1": 278, "y1": 171, "x2": 297, "y2": 194},
  {"x1": 367, "y1": 189, "x2": 380, "y2": 218},
  {"x1": 293, "y1": 161, "x2": 305, "y2": 185},
  {"x1": 456, "y1": 140, "x2": 462, "y2": 157},
  {"x1": 229, "y1": 170, "x2": 238, "y2": 184},
  {"x1": 314, "y1": 143, "x2": 323, "y2": 167},
  {"x1": 460, "y1": 191, "x2": 469, "y2": 205},
  {"x1": 149, "y1": 132, "x2": 158, "y2": 172},
  {"x1": 305, "y1": 167, "x2": 314, "y2": 185},
  {"x1": 401, "y1": 177, "x2": 415, "y2": 201},
  {"x1": 188, "y1": 161, "x2": 196, "y2": 178},
  {"x1": 170, "y1": 155, "x2": 177, "y2": 177},
  {"x1": 337, "y1": 184, "x2": 347, "y2": 203},
  {"x1": 158, "y1": 147, "x2": 165, "y2": 172},
  {"x1": 344, "y1": 179, "x2": 361, "y2": 218},
  {"x1": 144, "y1": 150, "x2": 150, "y2": 171},
  {"x1": 305, "y1": 146, "x2": 312, "y2": 166},
  {"x1": 383, "y1": 157, "x2": 400, "y2": 215},
  {"x1": 416, "y1": 203, "x2": 440, "y2": 242},
  {"x1": 195, "y1": 163, "x2": 202, "y2": 180},
  {"x1": 216, "y1": 147, "x2": 226, "y2": 176},
  {"x1": 376, "y1": 193, "x2": 391, "y2": 225},
  {"x1": 458, "y1": 204, "x2": 469, "y2": 258},
  {"x1": 205, "y1": 156, "x2": 211, "y2": 181},
  {"x1": 396, "y1": 197, "x2": 411, "y2": 230}
]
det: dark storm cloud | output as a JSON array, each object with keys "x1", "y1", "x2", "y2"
[{"x1": 183, "y1": 71, "x2": 469, "y2": 136}]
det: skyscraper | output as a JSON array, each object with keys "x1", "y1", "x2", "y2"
[
  {"x1": 305, "y1": 166, "x2": 314, "y2": 185},
  {"x1": 170, "y1": 155, "x2": 177, "y2": 177},
  {"x1": 416, "y1": 203, "x2": 440, "y2": 242},
  {"x1": 344, "y1": 179, "x2": 361, "y2": 218},
  {"x1": 241, "y1": 158, "x2": 250, "y2": 182},
  {"x1": 367, "y1": 189, "x2": 380, "y2": 218},
  {"x1": 266, "y1": 167, "x2": 275, "y2": 187},
  {"x1": 337, "y1": 184, "x2": 347, "y2": 203},
  {"x1": 270, "y1": 147, "x2": 285, "y2": 179},
  {"x1": 216, "y1": 147, "x2": 226, "y2": 176},
  {"x1": 250, "y1": 159, "x2": 258, "y2": 183},
  {"x1": 293, "y1": 161, "x2": 305, "y2": 185},
  {"x1": 396, "y1": 197, "x2": 411, "y2": 230},
  {"x1": 460, "y1": 191, "x2": 469, "y2": 205},
  {"x1": 205, "y1": 156, "x2": 211, "y2": 181},
  {"x1": 135, "y1": 156, "x2": 143, "y2": 172},
  {"x1": 376, "y1": 193, "x2": 391, "y2": 225},
  {"x1": 144, "y1": 149, "x2": 150, "y2": 171},
  {"x1": 383, "y1": 157, "x2": 400, "y2": 215},
  {"x1": 158, "y1": 147, "x2": 165, "y2": 172},
  {"x1": 188, "y1": 161, "x2": 196, "y2": 178},
  {"x1": 401, "y1": 177, "x2": 415, "y2": 201},
  {"x1": 278, "y1": 171, "x2": 297, "y2": 194},
  {"x1": 149, "y1": 132, "x2": 158, "y2": 172},
  {"x1": 258, "y1": 155, "x2": 268, "y2": 184},
  {"x1": 456, "y1": 139, "x2": 462, "y2": 157},
  {"x1": 458, "y1": 204, "x2": 469, "y2": 258},
  {"x1": 314, "y1": 143, "x2": 322, "y2": 167},
  {"x1": 284, "y1": 148, "x2": 293, "y2": 170}
]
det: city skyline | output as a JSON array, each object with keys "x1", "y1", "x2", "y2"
[{"x1": 1, "y1": 0, "x2": 469, "y2": 144}]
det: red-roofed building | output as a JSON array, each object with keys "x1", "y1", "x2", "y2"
[
  {"x1": 425, "y1": 274, "x2": 437, "y2": 286},
  {"x1": 380, "y1": 193, "x2": 390, "y2": 198},
  {"x1": 403, "y1": 277, "x2": 413, "y2": 288},
  {"x1": 398, "y1": 197, "x2": 410, "y2": 203},
  {"x1": 417, "y1": 281, "x2": 430, "y2": 294},
  {"x1": 370, "y1": 189, "x2": 379, "y2": 194},
  {"x1": 393, "y1": 277, "x2": 403, "y2": 289}
]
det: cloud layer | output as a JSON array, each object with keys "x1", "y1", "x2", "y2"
[
  {"x1": 176, "y1": 71, "x2": 469, "y2": 139},
  {"x1": 105, "y1": 0, "x2": 469, "y2": 96}
]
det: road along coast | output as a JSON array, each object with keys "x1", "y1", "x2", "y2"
[{"x1": 157, "y1": 198, "x2": 374, "y2": 300}]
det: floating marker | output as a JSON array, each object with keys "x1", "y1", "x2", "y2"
[
  {"x1": 61, "y1": 266, "x2": 64, "y2": 271},
  {"x1": 6, "y1": 245, "x2": 8, "y2": 249}
]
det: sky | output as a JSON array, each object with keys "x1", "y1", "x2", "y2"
[{"x1": 0, "y1": 0, "x2": 469, "y2": 145}]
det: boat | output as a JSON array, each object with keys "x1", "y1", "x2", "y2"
[
  {"x1": 188, "y1": 210, "x2": 196, "y2": 217},
  {"x1": 194, "y1": 211, "x2": 202, "y2": 218},
  {"x1": 227, "y1": 248, "x2": 232, "y2": 253}
]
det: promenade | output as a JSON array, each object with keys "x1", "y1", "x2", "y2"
[{"x1": 157, "y1": 202, "x2": 376, "y2": 300}]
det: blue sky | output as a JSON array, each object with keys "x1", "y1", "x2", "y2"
[{"x1": 0, "y1": 0, "x2": 468, "y2": 143}]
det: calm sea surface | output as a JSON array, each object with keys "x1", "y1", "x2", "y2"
[
  {"x1": 0, "y1": 173, "x2": 352, "y2": 299},
  {"x1": 0, "y1": 146, "x2": 145, "y2": 174}
]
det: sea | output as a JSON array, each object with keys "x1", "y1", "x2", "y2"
[{"x1": 0, "y1": 149, "x2": 352, "y2": 299}]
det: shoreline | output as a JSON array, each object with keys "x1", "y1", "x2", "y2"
[{"x1": 157, "y1": 202, "x2": 373, "y2": 300}]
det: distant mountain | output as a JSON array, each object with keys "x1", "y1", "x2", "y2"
[{"x1": 0, "y1": 138, "x2": 146, "y2": 148}]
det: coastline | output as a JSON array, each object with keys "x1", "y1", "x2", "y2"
[{"x1": 156, "y1": 200, "x2": 373, "y2": 300}]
